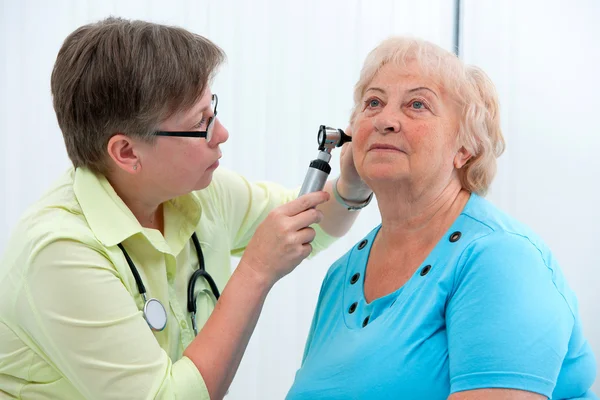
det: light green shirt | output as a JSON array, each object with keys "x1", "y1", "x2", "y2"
[{"x1": 0, "y1": 167, "x2": 336, "y2": 399}]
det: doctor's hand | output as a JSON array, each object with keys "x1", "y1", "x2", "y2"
[
  {"x1": 239, "y1": 191, "x2": 329, "y2": 287},
  {"x1": 337, "y1": 125, "x2": 372, "y2": 202}
]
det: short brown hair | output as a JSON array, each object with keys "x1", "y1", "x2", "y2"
[
  {"x1": 351, "y1": 37, "x2": 505, "y2": 196},
  {"x1": 51, "y1": 17, "x2": 225, "y2": 174}
]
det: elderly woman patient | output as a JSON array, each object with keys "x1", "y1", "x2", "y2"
[{"x1": 286, "y1": 37, "x2": 598, "y2": 400}]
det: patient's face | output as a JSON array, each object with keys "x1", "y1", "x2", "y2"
[{"x1": 351, "y1": 61, "x2": 464, "y2": 193}]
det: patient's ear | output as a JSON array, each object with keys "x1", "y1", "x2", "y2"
[{"x1": 454, "y1": 146, "x2": 472, "y2": 169}]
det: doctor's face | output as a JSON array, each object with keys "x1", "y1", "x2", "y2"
[{"x1": 136, "y1": 90, "x2": 230, "y2": 198}]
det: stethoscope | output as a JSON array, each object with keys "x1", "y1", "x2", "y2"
[{"x1": 118, "y1": 232, "x2": 220, "y2": 335}]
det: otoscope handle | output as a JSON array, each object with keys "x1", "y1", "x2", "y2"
[{"x1": 298, "y1": 159, "x2": 332, "y2": 197}]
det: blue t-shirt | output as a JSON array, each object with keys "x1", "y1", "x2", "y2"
[{"x1": 287, "y1": 194, "x2": 597, "y2": 399}]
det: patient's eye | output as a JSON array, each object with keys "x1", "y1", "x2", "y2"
[
  {"x1": 364, "y1": 98, "x2": 382, "y2": 110},
  {"x1": 407, "y1": 99, "x2": 431, "y2": 112}
]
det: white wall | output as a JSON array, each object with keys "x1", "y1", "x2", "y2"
[
  {"x1": 1, "y1": 0, "x2": 597, "y2": 398},
  {"x1": 461, "y1": 0, "x2": 600, "y2": 394}
]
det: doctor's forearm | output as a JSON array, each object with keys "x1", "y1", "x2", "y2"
[
  {"x1": 183, "y1": 262, "x2": 273, "y2": 400},
  {"x1": 317, "y1": 180, "x2": 371, "y2": 237}
]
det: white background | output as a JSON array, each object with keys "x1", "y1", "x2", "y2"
[{"x1": 1, "y1": 0, "x2": 598, "y2": 398}]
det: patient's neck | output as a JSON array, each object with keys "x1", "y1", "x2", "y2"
[{"x1": 375, "y1": 178, "x2": 469, "y2": 252}]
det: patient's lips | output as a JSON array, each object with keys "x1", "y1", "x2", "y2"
[{"x1": 368, "y1": 143, "x2": 405, "y2": 153}]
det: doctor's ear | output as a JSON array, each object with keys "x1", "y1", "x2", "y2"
[{"x1": 107, "y1": 134, "x2": 142, "y2": 174}]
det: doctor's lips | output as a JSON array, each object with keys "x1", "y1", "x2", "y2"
[
  {"x1": 208, "y1": 153, "x2": 222, "y2": 169},
  {"x1": 210, "y1": 158, "x2": 221, "y2": 169}
]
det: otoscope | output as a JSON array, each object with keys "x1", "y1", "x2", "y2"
[{"x1": 298, "y1": 125, "x2": 352, "y2": 197}]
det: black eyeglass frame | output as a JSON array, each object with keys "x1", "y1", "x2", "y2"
[{"x1": 154, "y1": 94, "x2": 218, "y2": 141}]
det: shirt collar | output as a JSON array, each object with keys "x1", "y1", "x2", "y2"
[{"x1": 73, "y1": 167, "x2": 201, "y2": 254}]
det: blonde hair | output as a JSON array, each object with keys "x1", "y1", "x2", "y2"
[{"x1": 350, "y1": 37, "x2": 505, "y2": 195}]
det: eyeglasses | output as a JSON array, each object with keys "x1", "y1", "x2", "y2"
[{"x1": 154, "y1": 94, "x2": 219, "y2": 142}]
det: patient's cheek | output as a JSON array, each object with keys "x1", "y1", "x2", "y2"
[{"x1": 350, "y1": 123, "x2": 371, "y2": 152}]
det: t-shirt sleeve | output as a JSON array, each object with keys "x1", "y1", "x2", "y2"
[{"x1": 446, "y1": 231, "x2": 574, "y2": 398}]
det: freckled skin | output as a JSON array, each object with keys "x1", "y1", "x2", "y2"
[{"x1": 352, "y1": 61, "x2": 469, "y2": 197}]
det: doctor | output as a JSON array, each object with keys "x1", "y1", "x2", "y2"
[{"x1": 0, "y1": 17, "x2": 372, "y2": 400}]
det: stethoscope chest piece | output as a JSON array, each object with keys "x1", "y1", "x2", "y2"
[
  {"x1": 119, "y1": 233, "x2": 219, "y2": 335},
  {"x1": 143, "y1": 297, "x2": 167, "y2": 331}
]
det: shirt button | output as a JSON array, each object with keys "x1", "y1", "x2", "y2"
[
  {"x1": 350, "y1": 273, "x2": 361, "y2": 285},
  {"x1": 449, "y1": 231, "x2": 462, "y2": 242},
  {"x1": 358, "y1": 239, "x2": 368, "y2": 250},
  {"x1": 348, "y1": 302, "x2": 357, "y2": 314},
  {"x1": 420, "y1": 265, "x2": 432, "y2": 276},
  {"x1": 362, "y1": 316, "x2": 370, "y2": 327},
  {"x1": 180, "y1": 321, "x2": 187, "y2": 330}
]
